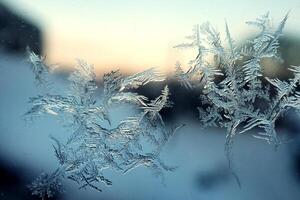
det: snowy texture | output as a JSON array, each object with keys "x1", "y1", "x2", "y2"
[
  {"x1": 25, "y1": 52, "x2": 179, "y2": 198},
  {"x1": 175, "y1": 13, "x2": 296, "y2": 169}
]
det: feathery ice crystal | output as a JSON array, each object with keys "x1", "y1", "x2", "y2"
[
  {"x1": 25, "y1": 12, "x2": 300, "y2": 197},
  {"x1": 175, "y1": 12, "x2": 298, "y2": 171},
  {"x1": 26, "y1": 51, "x2": 180, "y2": 198}
]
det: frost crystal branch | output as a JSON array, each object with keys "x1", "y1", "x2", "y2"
[
  {"x1": 26, "y1": 54, "x2": 179, "y2": 198},
  {"x1": 175, "y1": 12, "x2": 296, "y2": 174}
]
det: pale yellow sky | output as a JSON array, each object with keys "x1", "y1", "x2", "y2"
[{"x1": 2, "y1": 0, "x2": 300, "y2": 75}]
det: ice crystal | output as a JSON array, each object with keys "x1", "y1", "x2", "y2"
[
  {"x1": 28, "y1": 169, "x2": 63, "y2": 199},
  {"x1": 175, "y1": 12, "x2": 295, "y2": 172},
  {"x1": 27, "y1": 49, "x2": 57, "y2": 88},
  {"x1": 26, "y1": 54, "x2": 179, "y2": 198}
]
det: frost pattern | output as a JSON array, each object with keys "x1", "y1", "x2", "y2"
[
  {"x1": 26, "y1": 49, "x2": 57, "y2": 88},
  {"x1": 175, "y1": 13, "x2": 295, "y2": 171},
  {"x1": 26, "y1": 55, "x2": 180, "y2": 198},
  {"x1": 28, "y1": 169, "x2": 63, "y2": 199}
]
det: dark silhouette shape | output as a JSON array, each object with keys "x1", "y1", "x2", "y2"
[
  {"x1": 0, "y1": 3, "x2": 42, "y2": 54},
  {"x1": 0, "y1": 157, "x2": 61, "y2": 200}
]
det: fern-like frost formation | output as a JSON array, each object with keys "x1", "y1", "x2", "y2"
[
  {"x1": 175, "y1": 12, "x2": 297, "y2": 172},
  {"x1": 25, "y1": 12, "x2": 299, "y2": 197},
  {"x1": 26, "y1": 51, "x2": 180, "y2": 198}
]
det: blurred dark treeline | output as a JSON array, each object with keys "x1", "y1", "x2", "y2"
[{"x1": 0, "y1": 2, "x2": 42, "y2": 54}]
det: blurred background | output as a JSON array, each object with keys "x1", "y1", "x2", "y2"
[
  {"x1": 1, "y1": 0, "x2": 300, "y2": 74},
  {"x1": 1, "y1": 0, "x2": 300, "y2": 199}
]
